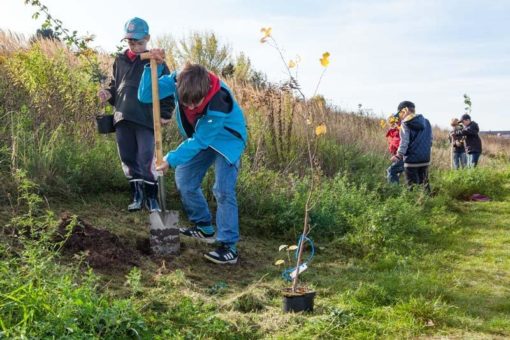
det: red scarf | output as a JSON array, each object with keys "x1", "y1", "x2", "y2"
[
  {"x1": 126, "y1": 49, "x2": 138, "y2": 62},
  {"x1": 183, "y1": 73, "x2": 221, "y2": 126}
]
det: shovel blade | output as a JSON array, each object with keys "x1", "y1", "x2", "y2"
[{"x1": 149, "y1": 210, "x2": 180, "y2": 256}]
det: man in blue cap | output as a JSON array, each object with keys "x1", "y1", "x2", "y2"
[
  {"x1": 391, "y1": 101, "x2": 433, "y2": 191},
  {"x1": 98, "y1": 17, "x2": 175, "y2": 212}
]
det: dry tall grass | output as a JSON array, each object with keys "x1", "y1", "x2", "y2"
[{"x1": 1, "y1": 30, "x2": 508, "y2": 176}]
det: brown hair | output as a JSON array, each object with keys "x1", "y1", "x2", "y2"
[
  {"x1": 177, "y1": 63, "x2": 210, "y2": 106},
  {"x1": 450, "y1": 118, "x2": 460, "y2": 127}
]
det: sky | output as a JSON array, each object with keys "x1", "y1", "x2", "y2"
[{"x1": 1, "y1": 0, "x2": 510, "y2": 131}]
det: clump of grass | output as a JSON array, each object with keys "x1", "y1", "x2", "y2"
[{"x1": 434, "y1": 167, "x2": 510, "y2": 200}]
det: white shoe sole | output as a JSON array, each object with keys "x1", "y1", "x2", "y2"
[
  {"x1": 180, "y1": 229, "x2": 216, "y2": 244},
  {"x1": 203, "y1": 254, "x2": 238, "y2": 264}
]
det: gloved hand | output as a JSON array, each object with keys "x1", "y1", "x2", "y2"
[{"x1": 97, "y1": 89, "x2": 112, "y2": 103}]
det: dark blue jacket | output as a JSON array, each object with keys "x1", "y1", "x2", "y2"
[
  {"x1": 397, "y1": 114, "x2": 433, "y2": 166},
  {"x1": 458, "y1": 121, "x2": 482, "y2": 154},
  {"x1": 107, "y1": 51, "x2": 175, "y2": 129}
]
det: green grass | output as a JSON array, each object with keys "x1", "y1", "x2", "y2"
[{"x1": 2, "y1": 183, "x2": 502, "y2": 339}]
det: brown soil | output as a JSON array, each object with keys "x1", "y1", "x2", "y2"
[
  {"x1": 281, "y1": 287, "x2": 315, "y2": 297},
  {"x1": 55, "y1": 213, "x2": 141, "y2": 271}
]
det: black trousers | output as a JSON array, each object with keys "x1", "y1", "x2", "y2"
[
  {"x1": 115, "y1": 120, "x2": 156, "y2": 183},
  {"x1": 405, "y1": 166, "x2": 430, "y2": 192}
]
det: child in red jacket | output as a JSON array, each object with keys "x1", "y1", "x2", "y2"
[{"x1": 386, "y1": 114, "x2": 404, "y2": 184}]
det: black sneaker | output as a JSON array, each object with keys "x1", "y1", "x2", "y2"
[
  {"x1": 204, "y1": 245, "x2": 238, "y2": 264},
  {"x1": 180, "y1": 226, "x2": 215, "y2": 244}
]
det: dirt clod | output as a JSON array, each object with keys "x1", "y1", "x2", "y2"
[{"x1": 55, "y1": 213, "x2": 140, "y2": 271}]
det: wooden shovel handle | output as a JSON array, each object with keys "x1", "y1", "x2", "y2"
[
  {"x1": 147, "y1": 57, "x2": 164, "y2": 167},
  {"x1": 139, "y1": 52, "x2": 164, "y2": 167}
]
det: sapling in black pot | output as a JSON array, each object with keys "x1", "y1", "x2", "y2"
[{"x1": 261, "y1": 26, "x2": 330, "y2": 313}]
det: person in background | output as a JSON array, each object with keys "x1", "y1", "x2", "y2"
[
  {"x1": 385, "y1": 114, "x2": 404, "y2": 183},
  {"x1": 455, "y1": 114, "x2": 482, "y2": 167},
  {"x1": 391, "y1": 101, "x2": 433, "y2": 191},
  {"x1": 448, "y1": 118, "x2": 467, "y2": 169}
]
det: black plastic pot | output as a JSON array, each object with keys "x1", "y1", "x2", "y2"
[
  {"x1": 96, "y1": 114, "x2": 115, "y2": 134},
  {"x1": 282, "y1": 290, "x2": 316, "y2": 313}
]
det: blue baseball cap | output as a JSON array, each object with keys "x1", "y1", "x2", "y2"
[{"x1": 123, "y1": 17, "x2": 149, "y2": 40}]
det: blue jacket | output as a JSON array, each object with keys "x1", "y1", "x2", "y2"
[
  {"x1": 137, "y1": 64, "x2": 248, "y2": 168},
  {"x1": 397, "y1": 114, "x2": 432, "y2": 166}
]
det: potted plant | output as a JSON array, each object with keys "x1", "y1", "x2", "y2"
[
  {"x1": 275, "y1": 239, "x2": 316, "y2": 312},
  {"x1": 261, "y1": 27, "x2": 330, "y2": 313}
]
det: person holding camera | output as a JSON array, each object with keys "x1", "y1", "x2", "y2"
[
  {"x1": 455, "y1": 114, "x2": 482, "y2": 167},
  {"x1": 449, "y1": 118, "x2": 467, "y2": 169}
]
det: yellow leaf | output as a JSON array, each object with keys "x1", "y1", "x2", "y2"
[
  {"x1": 260, "y1": 27, "x2": 272, "y2": 39},
  {"x1": 279, "y1": 245, "x2": 288, "y2": 252},
  {"x1": 260, "y1": 37, "x2": 267, "y2": 44},
  {"x1": 274, "y1": 259, "x2": 285, "y2": 266},
  {"x1": 288, "y1": 245, "x2": 298, "y2": 251},
  {"x1": 288, "y1": 60, "x2": 296, "y2": 69},
  {"x1": 320, "y1": 51, "x2": 330, "y2": 67},
  {"x1": 315, "y1": 123, "x2": 327, "y2": 136},
  {"x1": 380, "y1": 119, "x2": 387, "y2": 128},
  {"x1": 387, "y1": 115, "x2": 399, "y2": 126}
]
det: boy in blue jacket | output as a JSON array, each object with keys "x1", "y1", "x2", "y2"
[{"x1": 138, "y1": 49, "x2": 247, "y2": 264}]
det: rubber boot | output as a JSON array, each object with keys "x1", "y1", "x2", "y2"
[
  {"x1": 128, "y1": 180, "x2": 144, "y2": 212},
  {"x1": 144, "y1": 182, "x2": 161, "y2": 212}
]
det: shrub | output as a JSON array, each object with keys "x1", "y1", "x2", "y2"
[{"x1": 434, "y1": 168, "x2": 509, "y2": 200}]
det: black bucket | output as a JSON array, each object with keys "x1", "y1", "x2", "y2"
[
  {"x1": 282, "y1": 290, "x2": 316, "y2": 313},
  {"x1": 96, "y1": 114, "x2": 115, "y2": 134}
]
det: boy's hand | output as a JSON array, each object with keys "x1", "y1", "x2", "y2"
[
  {"x1": 149, "y1": 48, "x2": 166, "y2": 64},
  {"x1": 156, "y1": 160, "x2": 169, "y2": 173},
  {"x1": 97, "y1": 89, "x2": 112, "y2": 103},
  {"x1": 390, "y1": 155, "x2": 401, "y2": 162}
]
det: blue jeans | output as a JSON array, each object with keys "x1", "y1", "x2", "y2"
[
  {"x1": 467, "y1": 152, "x2": 481, "y2": 168},
  {"x1": 387, "y1": 159, "x2": 404, "y2": 184},
  {"x1": 175, "y1": 148, "x2": 240, "y2": 246},
  {"x1": 452, "y1": 151, "x2": 467, "y2": 170}
]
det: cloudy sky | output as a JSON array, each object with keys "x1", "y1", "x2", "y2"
[{"x1": 2, "y1": 0, "x2": 509, "y2": 130}]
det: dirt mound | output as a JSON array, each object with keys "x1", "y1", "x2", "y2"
[{"x1": 55, "y1": 213, "x2": 141, "y2": 271}]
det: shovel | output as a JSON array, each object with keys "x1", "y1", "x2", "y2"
[{"x1": 142, "y1": 53, "x2": 180, "y2": 256}]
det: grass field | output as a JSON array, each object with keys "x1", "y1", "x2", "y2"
[{"x1": 15, "y1": 184, "x2": 505, "y2": 339}]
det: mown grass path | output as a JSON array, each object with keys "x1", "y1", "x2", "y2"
[
  {"x1": 439, "y1": 198, "x2": 510, "y2": 337},
  {"x1": 274, "y1": 195, "x2": 510, "y2": 338}
]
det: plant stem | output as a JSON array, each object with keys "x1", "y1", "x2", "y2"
[{"x1": 292, "y1": 119, "x2": 315, "y2": 293}]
